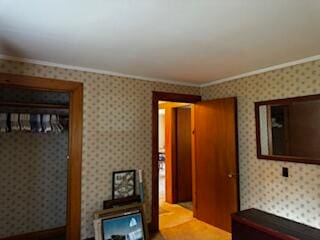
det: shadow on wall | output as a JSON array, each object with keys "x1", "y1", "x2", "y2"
[{"x1": 0, "y1": 38, "x2": 32, "y2": 60}]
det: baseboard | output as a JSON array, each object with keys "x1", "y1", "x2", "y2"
[{"x1": 0, "y1": 226, "x2": 65, "y2": 240}]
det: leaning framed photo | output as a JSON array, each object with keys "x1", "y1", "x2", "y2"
[{"x1": 112, "y1": 170, "x2": 136, "y2": 199}]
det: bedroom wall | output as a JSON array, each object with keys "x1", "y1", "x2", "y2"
[
  {"x1": 0, "y1": 59, "x2": 200, "y2": 239},
  {"x1": 201, "y1": 60, "x2": 320, "y2": 229},
  {"x1": 1, "y1": 58, "x2": 319, "y2": 238},
  {"x1": 0, "y1": 89, "x2": 69, "y2": 238}
]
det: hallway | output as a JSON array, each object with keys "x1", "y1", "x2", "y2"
[{"x1": 152, "y1": 202, "x2": 231, "y2": 240}]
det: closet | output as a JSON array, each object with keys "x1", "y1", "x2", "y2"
[{"x1": 0, "y1": 87, "x2": 69, "y2": 240}]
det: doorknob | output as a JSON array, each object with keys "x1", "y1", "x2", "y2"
[{"x1": 227, "y1": 172, "x2": 238, "y2": 178}]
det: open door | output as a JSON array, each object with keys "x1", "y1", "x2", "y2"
[{"x1": 193, "y1": 97, "x2": 239, "y2": 232}]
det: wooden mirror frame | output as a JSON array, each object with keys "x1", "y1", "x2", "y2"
[{"x1": 255, "y1": 94, "x2": 320, "y2": 165}]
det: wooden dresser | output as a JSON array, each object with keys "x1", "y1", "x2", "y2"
[{"x1": 232, "y1": 208, "x2": 320, "y2": 240}]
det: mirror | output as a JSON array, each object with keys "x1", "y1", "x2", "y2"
[{"x1": 255, "y1": 94, "x2": 320, "y2": 165}]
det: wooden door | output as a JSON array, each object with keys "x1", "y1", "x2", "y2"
[
  {"x1": 176, "y1": 107, "x2": 192, "y2": 202},
  {"x1": 194, "y1": 97, "x2": 238, "y2": 232},
  {"x1": 165, "y1": 107, "x2": 177, "y2": 203}
]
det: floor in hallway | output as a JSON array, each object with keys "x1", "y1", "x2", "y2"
[
  {"x1": 152, "y1": 201, "x2": 231, "y2": 240},
  {"x1": 178, "y1": 201, "x2": 193, "y2": 211}
]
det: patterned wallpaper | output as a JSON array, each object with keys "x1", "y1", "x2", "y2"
[
  {"x1": 0, "y1": 89, "x2": 69, "y2": 238},
  {"x1": 0, "y1": 133, "x2": 68, "y2": 237},
  {"x1": 201, "y1": 60, "x2": 320, "y2": 229},
  {"x1": 0, "y1": 59, "x2": 200, "y2": 239},
  {"x1": 1, "y1": 59, "x2": 319, "y2": 238}
]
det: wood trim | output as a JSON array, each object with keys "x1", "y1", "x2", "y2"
[
  {"x1": 255, "y1": 94, "x2": 320, "y2": 106},
  {"x1": 0, "y1": 73, "x2": 80, "y2": 92},
  {"x1": 153, "y1": 91, "x2": 202, "y2": 103},
  {"x1": 0, "y1": 73, "x2": 83, "y2": 240},
  {"x1": 255, "y1": 94, "x2": 320, "y2": 165},
  {"x1": 151, "y1": 91, "x2": 201, "y2": 232},
  {"x1": 234, "y1": 98, "x2": 241, "y2": 212},
  {"x1": 0, "y1": 226, "x2": 65, "y2": 240},
  {"x1": 159, "y1": 102, "x2": 191, "y2": 109},
  {"x1": 191, "y1": 105, "x2": 197, "y2": 217},
  {"x1": 67, "y1": 84, "x2": 83, "y2": 240},
  {"x1": 266, "y1": 106, "x2": 273, "y2": 155}
]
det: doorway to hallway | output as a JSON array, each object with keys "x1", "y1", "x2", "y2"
[
  {"x1": 151, "y1": 91, "x2": 239, "y2": 234},
  {"x1": 158, "y1": 101, "x2": 194, "y2": 230}
]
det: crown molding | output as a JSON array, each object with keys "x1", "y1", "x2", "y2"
[
  {"x1": 200, "y1": 55, "x2": 320, "y2": 87},
  {"x1": 1, "y1": 54, "x2": 319, "y2": 88},
  {"x1": 0, "y1": 54, "x2": 200, "y2": 87}
]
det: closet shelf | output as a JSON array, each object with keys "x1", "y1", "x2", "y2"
[{"x1": 0, "y1": 101, "x2": 69, "y2": 115}]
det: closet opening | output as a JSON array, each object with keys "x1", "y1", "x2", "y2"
[
  {"x1": 0, "y1": 73, "x2": 82, "y2": 240},
  {"x1": 0, "y1": 87, "x2": 69, "y2": 240}
]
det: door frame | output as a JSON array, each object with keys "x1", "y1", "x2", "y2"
[
  {"x1": 0, "y1": 73, "x2": 83, "y2": 240},
  {"x1": 151, "y1": 91, "x2": 201, "y2": 232}
]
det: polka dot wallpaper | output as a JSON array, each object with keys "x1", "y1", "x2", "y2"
[
  {"x1": 0, "y1": 132, "x2": 68, "y2": 238},
  {"x1": 1, "y1": 59, "x2": 319, "y2": 238},
  {"x1": 201, "y1": 60, "x2": 320, "y2": 229},
  {"x1": 0, "y1": 59, "x2": 200, "y2": 239}
]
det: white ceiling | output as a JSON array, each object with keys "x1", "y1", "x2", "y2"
[{"x1": 0, "y1": 0, "x2": 320, "y2": 85}]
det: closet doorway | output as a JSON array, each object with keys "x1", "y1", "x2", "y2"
[{"x1": 0, "y1": 73, "x2": 82, "y2": 240}]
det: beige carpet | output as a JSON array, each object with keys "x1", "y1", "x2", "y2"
[
  {"x1": 159, "y1": 207, "x2": 169, "y2": 214},
  {"x1": 153, "y1": 201, "x2": 231, "y2": 240},
  {"x1": 152, "y1": 219, "x2": 231, "y2": 240}
]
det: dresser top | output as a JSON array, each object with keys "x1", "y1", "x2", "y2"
[{"x1": 232, "y1": 208, "x2": 320, "y2": 240}]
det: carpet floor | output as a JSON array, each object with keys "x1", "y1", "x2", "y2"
[
  {"x1": 178, "y1": 201, "x2": 193, "y2": 211},
  {"x1": 153, "y1": 201, "x2": 231, "y2": 240}
]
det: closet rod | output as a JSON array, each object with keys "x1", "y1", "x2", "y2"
[
  {"x1": 0, "y1": 101, "x2": 69, "y2": 109},
  {"x1": 0, "y1": 101, "x2": 69, "y2": 115}
]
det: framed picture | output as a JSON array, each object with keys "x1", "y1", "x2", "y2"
[{"x1": 112, "y1": 170, "x2": 136, "y2": 199}]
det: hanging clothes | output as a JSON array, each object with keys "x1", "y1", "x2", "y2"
[
  {"x1": 0, "y1": 113, "x2": 8, "y2": 132},
  {"x1": 42, "y1": 114, "x2": 52, "y2": 133},
  {"x1": 30, "y1": 114, "x2": 42, "y2": 132},
  {"x1": 50, "y1": 114, "x2": 64, "y2": 133},
  {"x1": 10, "y1": 113, "x2": 20, "y2": 131},
  {"x1": 56, "y1": 115, "x2": 64, "y2": 132},
  {"x1": 50, "y1": 114, "x2": 59, "y2": 133},
  {"x1": 20, "y1": 114, "x2": 31, "y2": 131}
]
